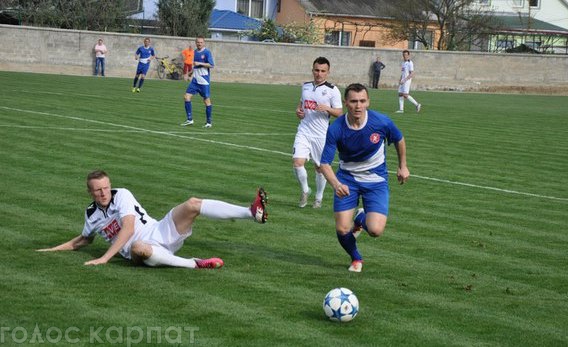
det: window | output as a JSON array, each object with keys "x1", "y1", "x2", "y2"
[
  {"x1": 237, "y1": 0, "x2": 263, "y2": 18},
  {"x1": 497, "y1": 39, "x2": 514, "y2": 50},
  {"x1": 529, "y1": 0, "x2": 539, "y2": 7},
  {"x1": 511, "y1": 0, "x2": 524, "y2": 7},
  {"x1": 324, "y1": 31, "x2": 351, "y2": 46},
  {"x1": 359, "y1": 40, "x2": 375, "y2": 47}
]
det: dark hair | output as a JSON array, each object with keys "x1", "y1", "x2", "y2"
[
  {"x1": 87, "y1": 170, "x2": 109, "y2": 189},
  {"x1": 313, "y1": 56, "x2": 330, "y2": 67},
  {"x1": 402, "y1": 49, "x2": 410, "y2": 55},
  {"x1": 344, "y1": 83, "x2": 368, "y2": 99}
]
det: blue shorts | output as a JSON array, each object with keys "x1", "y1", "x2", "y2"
[
  {"x1": 333, "y1": 170, "x2": 390, "y2": 215},
  {"x1": 136, "y1": 62, "x2": 150, "y2": 76},
  {"x1": 186, "y1": 79, "x2": 211, "y2": 99}
]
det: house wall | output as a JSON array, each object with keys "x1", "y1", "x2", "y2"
[
  {"x1": 275, "y1": 0, "x2": 309, "y2": 24},
  {"x1": 485, "y1": 0, "x2": 568, "y2": 30},
  {"x1": 1, "y1": 25, "x2": 567, "y2": 94}
]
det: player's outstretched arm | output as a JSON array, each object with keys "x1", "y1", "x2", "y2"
[
  {"x1": 395, "y1": 138, "x2": 410, "y2": 185},
  {"x1": 37, "y1": 235, "x2": 94, "y2": 252}
]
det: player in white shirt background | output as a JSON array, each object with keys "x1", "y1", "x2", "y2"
[
  {"x1": 37, "y1": 170, "x2": 268, "y2": 269},
  {"x1": 396, "y1": 50, "x2": 421, "y2": 114},
  {"x1": 293, "y1": 57, "x2": 343, "y2": 209}
]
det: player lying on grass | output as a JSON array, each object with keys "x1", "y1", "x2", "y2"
[
  {"x1": 320, "y1": 83, "x2": 409, "y2": 273},
  {"x1": 37, "y1": 170, "x2": 268, "y2": 269}
]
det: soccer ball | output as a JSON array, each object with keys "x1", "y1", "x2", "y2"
[{"x1": 323, "y1": 287, "x2": 359, "y2": 322}]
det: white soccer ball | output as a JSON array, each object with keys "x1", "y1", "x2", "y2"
[{"x1": 323, "y1": 287, "x2": 359, "y2": 322}]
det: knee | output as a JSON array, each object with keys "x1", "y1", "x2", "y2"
[
  {"x1": 335, "y1": 221, "x2": 352, "y2": 235},
  {"x1": 183, "y1": 197, "x2": 202, "y2": 214},
  {"x1": 366, "y1": 227, "x2": 385, "y2": 238},
  {"x1": 184, "y1": 93, "x2": 191, "y2": 101}
]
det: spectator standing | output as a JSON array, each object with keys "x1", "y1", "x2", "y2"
[
  {"x1": 94, "y1": 38, "x2": 108, "y2": 77},
  {"x1": 181, "y1": 43, "x2": 195, "y2": 81},
  {"x1": 371, "y1": 56, "x2": 385, "y2": 89}
]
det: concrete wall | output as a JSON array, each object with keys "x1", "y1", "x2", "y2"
[{"x1": 1, "y1": 24, "x2": 567, "y2": 94}]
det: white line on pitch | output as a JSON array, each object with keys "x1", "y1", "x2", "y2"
[
  {"x1": 2, "y1": 106, "x2": 567, "y2": 202},
  {"x1": 9, "y1": 89, "x2": 292, "y2": 114},
  {"x1": 0, "y1": 106, "x2": 291, "y2": 157},
  {"x1": 408, "y1": 174, "x2": 568, "y2": 202},
  {"x1": 0, "y1": 124, "x2": 295, "y2": 136}
]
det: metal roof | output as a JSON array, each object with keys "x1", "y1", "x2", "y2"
[
  {"x1": 209, "y1": 9, "x2": 261, "y2": 31},
  {"x1": 496, "y1": 15, "x2": 568, "y2": 35}
]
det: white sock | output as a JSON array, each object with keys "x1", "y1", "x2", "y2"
[
  {"x1": 398, "y1": 97, "x2": 404, "y2": 110},
  {"x1": 143, "y1": 245, "x2": 197, "y2": 268},
  {"x1": 407, "y1": 95, "x2": 419, "y2": 106},
  {"x1": 200, "y1": 199, "x2": 252, "y2": 219},
  {"x1": 294, "y1": 166, "x2": 310, "y2": 193},
  {"x1": 315, "y1": 172, "x2": 326, "y2": 201}
]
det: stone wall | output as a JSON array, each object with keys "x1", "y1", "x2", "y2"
[{"x1": 1, "y1": 25, "x2": 567, "y2": 94}]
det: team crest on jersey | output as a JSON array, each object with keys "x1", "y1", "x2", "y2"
[
  {"x1": 200, "y1": 54, "x2": 205, "y2": 60},
  {"x1": 370, "y1": 133, "x2": 381, "y2": 144},
  {"x1": 322, "y1": 90, "x2": 328, "y2": 96}
]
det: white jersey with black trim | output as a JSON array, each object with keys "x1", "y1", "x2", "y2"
[
  {"x1": 81, "y1": 188, "x2": 157, "y2": 259},
  {"x1": 400, "y1": 60, "x2": 414, "y2": 81},
  {"x1": 297, "y1": 81, "x2": 342, "y2": 138}
]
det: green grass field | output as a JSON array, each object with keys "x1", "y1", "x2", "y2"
[{"x1": 0, "y1": 71, "x2": 567, "y2": 346}]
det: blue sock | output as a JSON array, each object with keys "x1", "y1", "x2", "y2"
[
  {"x1": 206, "y1": 105, "x2": 212, "y2": 124},
  {"x1": 355, "y1": 211, "x2": 368, "y2": 231},
  {"x1": 336, "y1": 231, "x2": 363, "y2": 261},
  {"x1": 133, "y1": 77, "x2": 138, "y2": 87},
  {"x1": 185, "y1": 101, "x2": 193, "y2": 121},
  {"x1": 138, "y1": 78, "x2": 145, "y2": 88}
]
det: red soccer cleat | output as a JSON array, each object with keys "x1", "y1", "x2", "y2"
[
  {"x1": 250, "y1": 187, "x2": 268, "y2": 223},
  {"x1": 195, "y1": 257, "x2": 224, "y2": 269}
]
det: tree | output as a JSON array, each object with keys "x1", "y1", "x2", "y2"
[
  {"x1": 249, "y1": 19, "x2": 319, "y2": 44},
  {"x1": 156, "y1": 0, "x2": 214, "y2": 37},
  {"x1": 384, "y1": 0, "x2": 499, "y2": 50},
  {"x1": 4, "y1": 0, "x2": 129, "y2": 31},
  {"x1": 250, "y1": 18, "x2": 279, "y2": 42}
]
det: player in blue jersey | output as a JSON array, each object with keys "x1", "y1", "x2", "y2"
[
  {"x1": 320, "y1": 83, "x2": 410, "y2": 272},
  {"x1": 132, "y1": 37, "x2": 155, "y2": 93},
  {"x1": 181, "y1": 36, "x2": 215, "y2": 128}
]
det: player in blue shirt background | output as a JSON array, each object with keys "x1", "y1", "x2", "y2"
[
  {"x1": 181, "y1": 36, "x2": 215, "y2": 128},
  {"x1": 320, "y1": 83, "x2": 410, "y2": 272},
  {"x1": 132, "y1": 37, "x2": 155, "y2": 93}
]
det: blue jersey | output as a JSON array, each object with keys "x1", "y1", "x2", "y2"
[
  {"x1": 135, "y1": 45, "x2": 155, "y2": 62},
  {"x1": 193, "y1": 48, "x2": 214, "y2": 85},
  {"x1": 321, "y1": 110, "x2": 402, "y2": 183}
]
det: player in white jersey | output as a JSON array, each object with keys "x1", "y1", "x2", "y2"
[
  {"x1": 293, "y1": 57, "x2": 343, "y2": 208},
  {"x1": 320, "y1": 83, "x2": 410, "y2": 272},
  {"x1": 396, "y1": 50, "x2": 421, "y2": 114},
  {"x1": 38, "y1": 170, "x2": 268, "y2": 269}
]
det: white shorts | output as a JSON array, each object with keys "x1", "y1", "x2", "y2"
[
  {"x1": 293, "y1": 132, "x2": 325, "y2": 166},
  {"x1": 134, "y1": 209, "x2": 192, "y2": 255},
  {"x1": 398, "y1": 80, "x2": 412, "y2": 95}
]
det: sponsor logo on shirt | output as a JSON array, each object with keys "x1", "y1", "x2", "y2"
[
  {"x1": 102, "y1": 219, "x2": 121, "y2": 239},
  {"x1": 303, "y1": 100, "x2": 318, "y2": 110}
]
